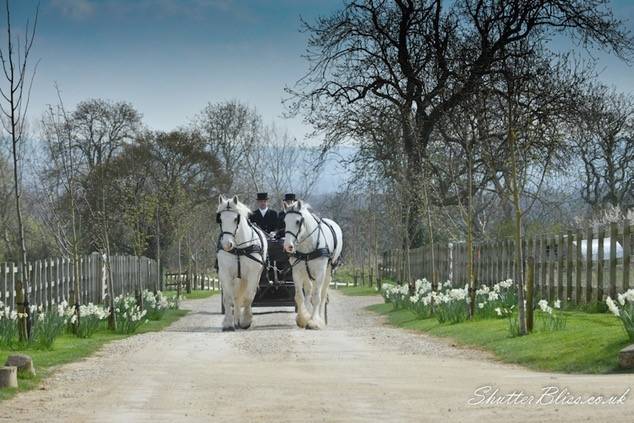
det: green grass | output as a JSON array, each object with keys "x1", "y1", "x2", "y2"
[
  {"x1": 368, "y1": 303, "x2": 632, "y2": 374},
  {"x1": 165, "y1": 289, "x2": 219, "y2": 300},
  {"x1": 0, "y1": 308, "x2": 189, "y2": 401},
  {"x1": 338, "y1": 285, "x2": 381, "y2": 296}
]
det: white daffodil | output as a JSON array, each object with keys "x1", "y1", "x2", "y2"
[{"x1": 606, "y1": 296, "x2": 620, "y2": 317}]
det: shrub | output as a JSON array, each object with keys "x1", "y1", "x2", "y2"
[
  {"x1": 30, "y1": 304, "x2": 67, "y2": 350},
  {"x1": 0, "y1": 301, "x2": 18, "y2": 347},
  {"x1": 475, "y1": 279, "x2": 516, "y2": 319},
  {"x1": 113, "y1": 294, "x2": 147, "y2": 334},
  {"x1": 495, "y1": 305, "x2": 520, "y2": 337},
  {"x1": 143, "y1": 290, "x2": 170, "y2": 320},
  {"x1": 434, "y1": 286, "x2": 469, "y2": 324},
  {"x1": 606, "y1": 289, "x2": 634, "y2": 341},
  {"x1": 74, "y1": 303, "x2": 110, "y2": 338},
  {"x1": 537, "y1": 299, "x2": 567, "y2": 331}
]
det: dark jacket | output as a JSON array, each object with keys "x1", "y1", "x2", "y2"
[
  {"x1": 276, "y1": 211, "x2": 287, "y2": 238},
  {"x1": 249, "y1": 209, "x2": 279, "y2": 233}
]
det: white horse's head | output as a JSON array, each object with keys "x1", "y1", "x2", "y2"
[
  {"x1": 216, "y1": 194, "x2": 250, "y2": 251},
  {"x1": 282, "y1": 200, "x2": 309, "y2": 254}
]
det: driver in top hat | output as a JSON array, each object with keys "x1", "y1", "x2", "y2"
[
  {"x1": 276, "y1": 193, "x2": 296, "y2": 238},
  {"x1": 249, "y1": 192, "x2": 279, "y2": 236}
]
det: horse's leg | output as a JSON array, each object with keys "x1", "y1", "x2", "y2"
[
  {"x1": 293, "y1": 267, "x2": 311, "y2": 328},
  {"x1": 237, "y1": 263, "x2": 260, "y2": 329},
  {"x1": 233, "y1": 276, "x2": 245, "y2": 329},
  {"x1": 306, "y1": 261, "x2": 327, "y2": 330},
  {"x1": 220, "y1": 270, "x2": 236, "y2": 331},
  {"x1": 319, "y1": 265, "x2": 332, "y2": 322}
]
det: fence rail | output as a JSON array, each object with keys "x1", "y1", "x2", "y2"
[
  {"x1": 164, "y1": 270, "x2": 220, "y2": 293},
  {"x1": 380, "y1": 220, "x2": 634, "y2": 305},
  {"x1": 0, "y1": 253, "x2": 159, "y2": 310}
]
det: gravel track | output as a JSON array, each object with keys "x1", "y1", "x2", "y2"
[{"x1": 1, "y1": 291, "x2": 632, "y2": 422}]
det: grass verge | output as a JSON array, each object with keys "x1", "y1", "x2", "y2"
[
  {"x1": 337, "y1": 286, "x2": 380, "y2": 296},
  {"x1": 165, "y1": 289, "x2": 219, "y2": 300},
  {"x1": 368, "y1": 303, "x2": 632, "y2": 374},
  {"x1": 0, "y1": 308, "x2": 189, "y2": 401}
]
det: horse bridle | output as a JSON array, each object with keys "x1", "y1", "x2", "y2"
[
  {"x1": 216, "y1": 209, "x2": 241, "y2": 239},
  {"x1": 284, "y1": 210, "x2": 320, "y2": 245}
]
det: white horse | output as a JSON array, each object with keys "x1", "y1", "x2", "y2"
[
  {"x1": 283, "y1": 200, "x2": 343, "y2": 330},
  {"x1": 216, "y1": 195, "x2": 268, "y2": 331}
]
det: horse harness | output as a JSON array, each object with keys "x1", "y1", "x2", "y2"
[
  {"x1": 284, "y1": 210, "x2": 338, "y2": 281},
  {"x1": 216, "y1": 209, "x2": 266, "y2": 278}
]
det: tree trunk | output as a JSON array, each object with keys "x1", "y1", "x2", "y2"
[
  {"x1": 508, "y1": 125, "x2": 527, "y2": 336},
  {"x1": 466, "y1": 140, "x2": 476, "y2": 319}
]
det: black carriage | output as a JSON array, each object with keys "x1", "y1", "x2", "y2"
[{"x1": 252, "y1": 238, "x2": 296, "y2": 308}]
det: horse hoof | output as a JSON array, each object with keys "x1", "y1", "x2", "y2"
[
  {"x1": 239, "y1": 323, "x2": 252, "y2": 330},
  {"x1": 222, "y1": 326, "x2": 235, "y2": 332},
  {"x1": 306, "y1": 320, "x2": 321, "y2": 330}
]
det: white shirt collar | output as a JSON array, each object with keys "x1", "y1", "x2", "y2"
[{"x1": 259, "y1": 208, "x2": 268, "y2": 216}]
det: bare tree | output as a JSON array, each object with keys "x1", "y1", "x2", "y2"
[
  {"x1": 574, "y1": 84, "x2": 634, "y2": 210},
  {"x1": 40, "y1": 86, "x2": 86, "y2": 331},
  {"x1": 0, "y1": 0, "x2": 38, "y2": 340},
  {"x1": 192, "y1": 100, "x2": 261, "y2": 194},
  {"x1": 288, "y1": 0, "x2": 632, "y2": 247}
]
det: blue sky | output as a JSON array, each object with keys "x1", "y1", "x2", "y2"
[
  {"x1": 12, "y1": 0, "x2": 340, "y2": 141},
  {"x1": 6, "y1": 0, "x2": 634, "y2": 146}
]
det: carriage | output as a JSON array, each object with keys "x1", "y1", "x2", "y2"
[{"x1": 253, "y1": 237, "x2": 296, "y2": 308}]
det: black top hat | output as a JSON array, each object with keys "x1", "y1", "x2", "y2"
[
  {"x1": 283, "y1": 193, "x2": 296, "y2": 202},
  {"x1": 256, "y1": 192, "x2": 269, "y2": 200}
]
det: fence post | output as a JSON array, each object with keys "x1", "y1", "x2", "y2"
[
  {"x1": 526, "y1": 256, "x2": 534, "y2": 332},
  {"x1": 609, "y1": 222, "x2": 618, "y2": 299},
  {"x1": 597, "y1": 225, "x2": 605, "y2": 301},
  {"x1": 575, "y1": 229, "x2": 583, "y2": 305},
  {"x1": 586, "y1": 226, "x2": 593, "y2": 303},
  {"x1": 566, "y1": 230, "x2": 573, "y2": 303},
  {"x1": 623, "y1": 222, "x2": 631, "y2": 292}
]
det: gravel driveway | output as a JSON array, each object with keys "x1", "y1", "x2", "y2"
[{"x1": 1, "y1": 291, "x2": 632, "y2": 422}]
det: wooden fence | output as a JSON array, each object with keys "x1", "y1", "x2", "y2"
[
  {"x1": 164, "y1": 271, "x2": 220, "y2": 293},
  {"x1": 380, "y1": 221, "x2": 633, "y2": 305},
  {"x1": 0, "y1": 253, "x2": 159, "y2": 310}
]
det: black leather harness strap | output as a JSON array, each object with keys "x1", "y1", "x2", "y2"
[
  {"x1": 286, "y1": 211, "x2": 339, "y2": 281},
  {"x1": 217, "y1": 208, "x2": 266, "y2": 278}
]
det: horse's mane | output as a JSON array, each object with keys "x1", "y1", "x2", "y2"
[
  {"x1": 217, "y1": 198, "x2": 251, "y2": 218},
  {"x1": 286, "y1": 201, "x2": 316, "y2": 216}
]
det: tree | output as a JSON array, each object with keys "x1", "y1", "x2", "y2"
[
  {"x1": 122, "y1": 130, "x2": 226, "y2": 271},
  {"x1": 0, "y1": 0, "x2": 39, "y2": 340},
  {"x1": 192, "y1": 100, "x2": 261, "y2": 194},
  {"x1": 574, "y1": 84, "x2": 634, "y2": 210},
  {"x1": 40, "y1": 87, "x2": 86, "y2": 331},
  {"x1": 289, "y1": 0, "x2": 632, "y2": 247}
]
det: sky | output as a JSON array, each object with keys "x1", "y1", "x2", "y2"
[
  {"x1": 7, "y1": 0, "x2": 634, "y2": 136},
  {"x1": 4, "y1": 0, "x2": 634, "y2": 194},
  {"x1": 11, "y1": 0, "x2": 341, "y2": 141}
]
